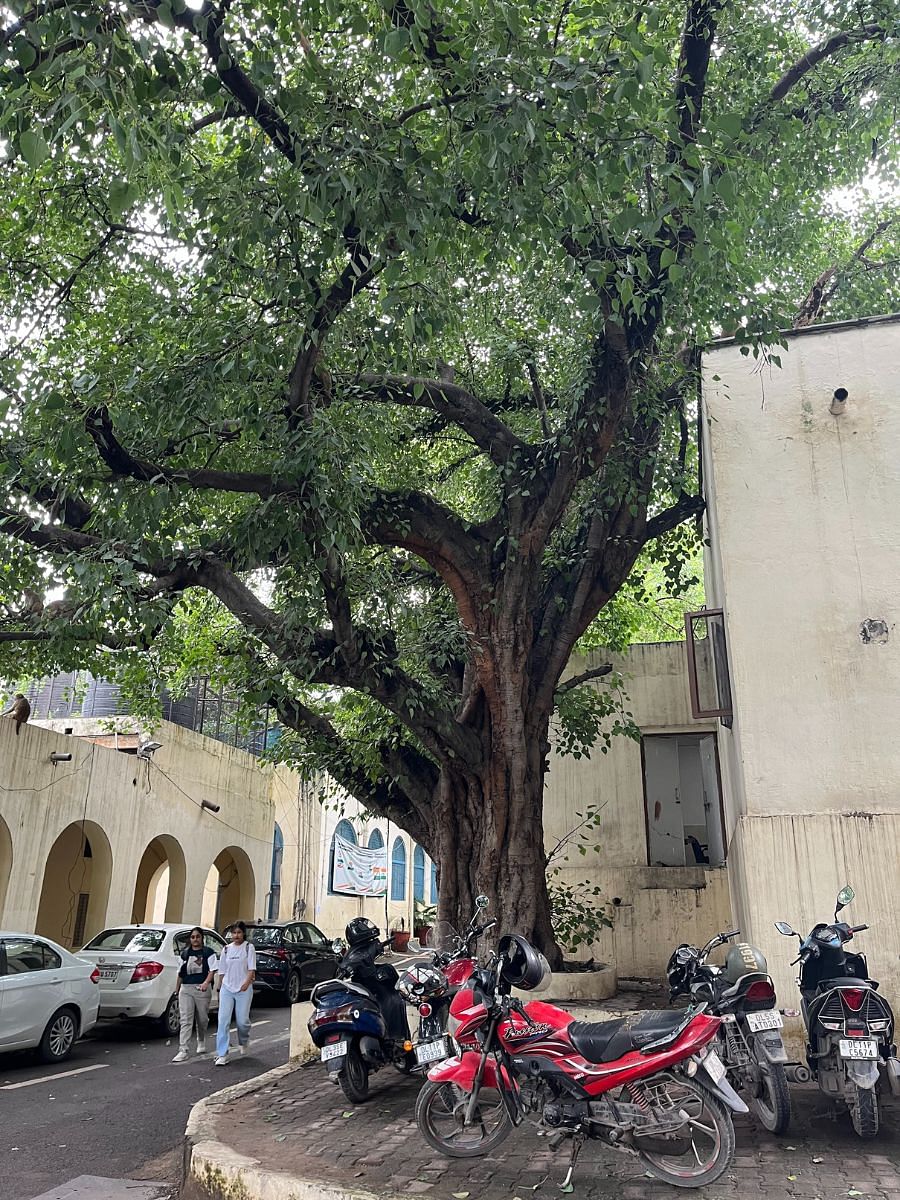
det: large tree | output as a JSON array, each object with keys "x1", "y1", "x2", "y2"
[{"x1": 0, "y1": 0, "x2": 897, "y2": 959}]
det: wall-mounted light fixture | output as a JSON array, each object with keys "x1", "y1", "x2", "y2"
[
  {"x1": 136, "y1": 739, "x2": 162, "y2": 761},
  {"x1": 201, "y1": 799, "x2": 220, "y2": 813},
  {"x1": 49, "y1": 751, "x2": 73, "y2": 764},
  {"x1": 830, "y1": 387, "x2": 849, "y2": 416}
]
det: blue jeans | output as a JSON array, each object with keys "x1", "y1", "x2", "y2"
[{"x1": 216, "y1": 986, "x2": 253, "y2": 1058}]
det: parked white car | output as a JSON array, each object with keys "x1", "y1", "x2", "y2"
[
  {"x1": 0, "y1": 931, "x2": 100, "y2": 1062},
  {"x1": 78, "y1": 924, "x2": 226, "y2": 1036}
]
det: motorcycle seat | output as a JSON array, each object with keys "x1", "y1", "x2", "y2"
[
  {"x1": 568, "y1": 1011, "x2": 686, "y2": 1064},
  {"x1": 311, "y1": 979, "x2": 373, "y2": 1003}
]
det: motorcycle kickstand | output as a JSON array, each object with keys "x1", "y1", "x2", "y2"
[{"x1": 559, "y1": 1131, "x2": 585, "y2": 1191}]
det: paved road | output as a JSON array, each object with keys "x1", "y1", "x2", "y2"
[{"x1": 1, "y1": 996, "x2": 293, "y2": 1200}]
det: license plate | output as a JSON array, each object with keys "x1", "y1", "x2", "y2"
[
  {"x1": 321, "y1": 1041, "x2": 348, "y2": 1062},
  {"x1": 747, "y1": 1010, "x2": 783, "y2": 1032},
  {"x1": 839, "y1": 1038, "x2": 878, "y2": 1060},
  {"x1": 99, "y1": 968, "x2": 119, "y2": 981},
  {"x1": 415, "y1": 1036, "x2": 450, "y2": 1066},
  {"x1": 703, "y1": 1049, "x2": 726, "y2": 1083}
]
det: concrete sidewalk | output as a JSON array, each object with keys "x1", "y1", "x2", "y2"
[
  {"x1": 30, "y1": 1179, "x2": 173, "y2": 1200},
  {"x1": 183, "y1": 1059, "x2": 900, "y2": 1200}
]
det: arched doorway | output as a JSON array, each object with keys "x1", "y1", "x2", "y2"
[
  {"x1": 0, "y1": 814, "x2": 12, "y2": 921},
  {"x1": 131, "y1": 835, "x2": 187, "y2": 923},
  {"x1": 201, "y1": 846, "x2": 256, "y2": 931},
  {"x1": 35, "y1": 820, "x2": 113, "y2": 948}
]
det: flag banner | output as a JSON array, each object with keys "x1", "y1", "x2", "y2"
[{"x1": 332, "y1": 833, "x2": 388, "y2": 896}]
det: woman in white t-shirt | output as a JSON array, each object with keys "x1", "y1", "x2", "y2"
[{"x1": 214, "y1": 920, "x2": 257, "y2": 1065}]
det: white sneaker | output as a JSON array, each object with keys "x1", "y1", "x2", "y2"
[
  {"x1": 214, "y1": 1055, "x2": 229, "y2": 1066},
  {"x1": 239, "y1": 1042, "x2": 248, "y2": 1056},
  {"x1": 196, "y1": 1041, "x2": 207, "y2": 1055},
  {"x1": 172, "y1": 1049, "x2": 189, "y2": 1063}
]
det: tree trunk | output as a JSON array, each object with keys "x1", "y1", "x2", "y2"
[{"x1": 433, "y1": 701, "x2": 561, "y2": 968}]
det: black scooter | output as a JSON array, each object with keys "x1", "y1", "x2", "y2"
[
  {"x1": 775, "y1": 885, "x2": 900, "y2": 1138},
  {"x1": 308, "y1": 933, "x2": 413, "y2": 1104},
  {"x1": 667, "y1": 928, "x2": 792, "y2": 1133}
]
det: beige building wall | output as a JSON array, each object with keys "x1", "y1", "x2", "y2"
[
  {"x1": 544, "y1": 643, "x2": 733, "y2": 979},
  {"x1": 0, "y1": 718, "x2": 276, "y2": 946},
  {"x1": 702, "y1": 315, "x2": 900, "y2": 1026}
]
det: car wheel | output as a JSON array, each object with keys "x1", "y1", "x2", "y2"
[
  {"x1": 156, "y1": 993, "x2": 180, "y2": 1037},
  {"x1": 285, "y1": 970, "x2": 302, "y2": 1005},
  {"x1": 39, "y1": 1008, "x2": 78, "y2": 1063}
]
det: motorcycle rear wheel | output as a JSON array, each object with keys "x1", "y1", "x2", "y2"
[
  {"x1": 750, "y1": 1060, "x2": 791, "y2": 1134},
  {"x1": 635, "y1": 1076, "x2": 735, "y2": 1188},
  {"x1": 338, "y1": 1045, "x2": 370, "y2": 1104},
  {"x1": 849, "y1": 1085, "x2": 879, "y2": 1139},
  {"x1": 415, "y1": 1079, "x2": 512, "y2": 1158}
]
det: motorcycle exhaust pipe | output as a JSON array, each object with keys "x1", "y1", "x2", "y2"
[{"x1": 784, "y1": 1064, "x2": 811, "y2": 1084}]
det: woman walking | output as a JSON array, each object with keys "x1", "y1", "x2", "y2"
[
  {"x1": 214, "y1": 920, "x2": 256, "y2": 1065},
  {"x1": 173, "y1": 927, "x2": 218, "y2": 1062}
]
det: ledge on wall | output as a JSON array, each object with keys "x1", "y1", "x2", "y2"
[{"x1": 514, "y1": 964, "x2": 617, "y2": 1003}]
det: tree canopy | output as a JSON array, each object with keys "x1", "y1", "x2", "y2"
[{"x1": 1, "y1": 0, "x2": 897, "y2": 950}]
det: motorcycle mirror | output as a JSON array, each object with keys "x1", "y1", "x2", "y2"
[
  {"x1": 475, "y1": 894, "x2": 489, "y2": 910},
  {"x1": 774, "y1": 921, "x2": 796, "y2": 937},
  {"x1": 331, "y1": 937, "x2": 347, "y2": 955},
  {"x1": 835, "y1": 885, "x2": 854, "y2": 913}
]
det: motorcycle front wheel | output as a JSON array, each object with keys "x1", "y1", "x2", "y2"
[
  {"x1": 749, "y1": 1059, "x2": 791, "y2": 1134},
  {"x1": 634, "y1": 1075, "x2": 735, "y2": 1188},
  {"x1": 338, "y1": 1044, "x2": 370, "y2": 1104},
  {"x1": 415, "y1": 1079, "x2": 512, "y2": 1158}
]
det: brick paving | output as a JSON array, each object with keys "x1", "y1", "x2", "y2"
[{"x1": 213, "y1": 1059, "x2": 899, "y2": 1199}]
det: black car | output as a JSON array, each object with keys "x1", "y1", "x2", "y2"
[{"x1": 242, "y1": 922, "x2": 339, "y2": 1005}]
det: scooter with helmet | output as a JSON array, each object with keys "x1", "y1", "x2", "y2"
[
  {"x1": 666, "y1": 929, "x2": 791, "y2": 1133},
  {"x1": 308, "y1": 917, "x2": 414, "y2": 1103},
  {"x1": 416, "y1": 932, "x2": 746, "y2": 1189},
  {"x1": 396, "y1": 894, "x2": 497, "y2": 1072}
]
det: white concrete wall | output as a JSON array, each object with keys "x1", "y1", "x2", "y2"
[
  {"x1": 544, "y1": 643, "x2": 733, "y2": 978},
  {"x1": 702, "y1": 316, "x2": 900, "y2": 1012},
  {"x1": 0, "y1": 718, "x2": 275, "y2": 945}
]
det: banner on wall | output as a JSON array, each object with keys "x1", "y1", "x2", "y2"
[{"x1": 332, "y1": 834, "x2": 388, "y2": 897}]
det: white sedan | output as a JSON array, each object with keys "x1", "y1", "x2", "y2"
[
  {"x1": 0, "y1": 931, "x2": 100, "y2": 1062},
  {"x1": 78, "y1": 924, "x2": 226, "y2": 1036}
]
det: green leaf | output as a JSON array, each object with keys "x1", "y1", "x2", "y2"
[{"x1": 19, "y1": 129, "x2": 50, "y2": 168}]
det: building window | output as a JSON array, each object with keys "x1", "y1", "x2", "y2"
[
  {"x1": 684, "y1": 609, "x2": 733, "y2": 725},
  {"x1": 330, "y1": 819, "x2": 357, "y2": 893},
  {"x1": 268, "y1": 824, "x2": 284, "y2": 920},
  {"x1": 642, "y1": 734, "x2": 725, "y2": 868},
  {"x1": 367, "y1": 828, "x2": 384, "y2": 850},
  {"x1": 413, "y1": 845, "x2": 426, "y2": 902},
  {"x1": 430, "y1": 861, "x2": 438, "y2": 905},
  {"x1": 390, "y1": 838, "x2": 407, "y2": 901}
]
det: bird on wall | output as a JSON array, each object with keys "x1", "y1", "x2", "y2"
[{"x1": 4, "y1": 693, "x2": 31, "y2": 735}]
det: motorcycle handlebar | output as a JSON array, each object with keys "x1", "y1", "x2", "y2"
[{"x1": 850, "y1": 924, "x2": 868, "y2": 933}]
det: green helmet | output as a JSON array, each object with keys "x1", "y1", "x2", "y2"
[{"x1": 723, "y1": 942, "x2": 769, "y2": 983}]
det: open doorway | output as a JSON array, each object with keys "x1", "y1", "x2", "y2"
[
  {"x1": 201, "y1": 846, "x2": 256, "y2": 931},
  {"x1": 642, "y1": 734, "x2": 725, "y2": 867},
  {"x1": 131, "y1": 835, "x2": 187, "y2": 922},
  {"x1": 35, "y1": 820, "x2": 113, "y2": 947}
]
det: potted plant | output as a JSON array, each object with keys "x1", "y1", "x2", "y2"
[
  {"x1": 414, "y1": 902, "x2": 437, "y2": 947},
  {"x1": 389, "y1": 919, "x2": 410, "y2": 952}
]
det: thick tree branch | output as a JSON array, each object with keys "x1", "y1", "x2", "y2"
[
  {"x1": 793, "y1": 218, "x2": 896, "y2": 327},
  {"x1": 555, "y1": 662, "x2": 613, "y2": 694},
  {"x1": 645, "y1": 492, "x2": 705, "y2": 540},
  {"x1": 770, "y1": 24, "x2": 889, "y2": 104},
  {"x1": 354, "y1": 372, "x2": 526, "y2": 465},
  {"x1": 668, "y1": 0, "x2": 724, "y2": 162}
]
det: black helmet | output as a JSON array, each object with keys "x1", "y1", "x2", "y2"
[
  {"x1": 345, "y1": 917, "x2": 380, "y2": 947},
  {"x1": 498, "y1": 934, "x2": 551, "y2": 991},
  {"x1": 666, "y1": 944, "x2": 698, "y2": 998},
  {"x1": 397, "y1": 964, "x2": 446, "y2": 1004}
]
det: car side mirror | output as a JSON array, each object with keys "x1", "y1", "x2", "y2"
[
  {"x1": 774, "y1": 921, "x2": 796, "y2": 937},
  {"x1": 331, "y1": 937, "x2": 347, "y2": 955}
]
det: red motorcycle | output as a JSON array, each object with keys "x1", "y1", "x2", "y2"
[
  {"x1": 397, "y1": 896, "x2": 497, "y2": 1071},
  {"x1": 416, "y1": 934, "x2": 748, "y2": 1189}
]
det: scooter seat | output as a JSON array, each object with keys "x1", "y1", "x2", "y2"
[
  {"x1": 311, "y1": 978, "x2": 373, "y2": 1004},
  {"x1": 568, "y1": 1011, "x2": 686, "y2": 1063}
]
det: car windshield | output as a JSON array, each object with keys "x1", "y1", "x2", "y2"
[
  {"x1": 243, "y1": 926, "x2": 283, "y2": 948},
  {"x1": 83, "y1": 928, "x2": 166, "y2": 952}
]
